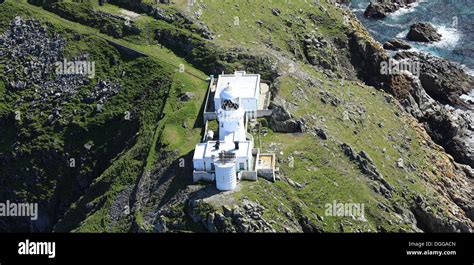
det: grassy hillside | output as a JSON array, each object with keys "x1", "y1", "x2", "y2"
[
  {"x1": 0, "y1": 0, "x2": 471, "y2": 232},
  {"x1": 0, "y1": 0, "x2": 209, "y2": 232},
  {"x1": 149, "y1": 0, "x2": 472, "y2": 232}
]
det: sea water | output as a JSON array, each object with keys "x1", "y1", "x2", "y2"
[{"x1": 349, "y1": 0, "x2": 474, "y2": 75}]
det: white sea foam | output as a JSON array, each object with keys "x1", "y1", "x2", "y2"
[
  {"x1": 460, "y1": 90, "x2": 474, "y2": 105},
  {"x1": 396, "y1": 29, "x2": 409, "y2": 38},
  {"x1": 429, "y1": 24, "x2": 462, "y2": 49},
  {"x1": 466, "y1": 68, "x2": 474, "y2": 77},
  {"x1": 368, "y1": 28, "x2": 378, "y2": 35},
  {"x1": 396, "y1": 24, "x2": 461, "y2": 50},
  {"x1": 389, "y1": 0, "x2": 427, "y2": 19},
  {"x1": 456, "y1": 66, "x2": 473, "y2": 105},
  {"x1": 380, "y1": 21, "x2": 405, "y2": 29},
  {"x1": 460, "y1": 65, "x2": 474, "y2": 77},
  {"x1": 388, "y1": 3, "x2": 419, "y2": 18}
]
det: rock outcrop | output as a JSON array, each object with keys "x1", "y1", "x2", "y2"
[
  {"x1": 364, "y1": 2, "x2": 399, "y2": 19},
  {"x1": 383, "y1": 39, "x2": 411, "y2": 51},
  {"x1": 394, "y1": 51, "x2": 472, "y2": 106},
  {"x1": 343, "y1": 14, "x2": 473, "y2": 233},
  {"x1": 346, "y1": 16, "x2": 473, "y2": 167},
  {"x1": 0, "y1": 17, "x2": 82, "y2": 115},
  {"x1": 109, "y1": 0, "x2": 214, "y2": 39},
  {"x1": 364, "y1": 0, "x2": 417, "y2": 19},
  {"x1": 185, "y1": 187, "x2": 283, "y2": 233},
  {"x1": 341, "y1": 143, "x2": 394, "y2": 196},
  {"x1": 407, "y1": 23, "x2": 442, "y2": 43},
  {"x1": 302, "y1": 31, "x2": 338, "y2": 71},
  {"x1": 389, "y1": 52, "x2": 474, "y2": 166},
  {"x1": 269, "y1": 97, "x2": 303, "y2": 133}
]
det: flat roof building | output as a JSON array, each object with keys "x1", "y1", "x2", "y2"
[{"x1": 214, "y1": 71, "x2": 260, "y2": 113}]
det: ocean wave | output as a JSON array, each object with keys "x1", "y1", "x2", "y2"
[
  {"x1": 460, "y1": 65, "x2": 474, "y2": 77},
  {"x1": 396, "y1": 29, "x2": 409, "y2": 39},
  {"x1": 379, "y1": 21, "x2": 405, "y2": 29},
  {"x1": 396, "y1": 25, "x2": 461, "y2": 50},
  {"x1": 368, "y1": 28, "x2": 378, "y2": 35},
  {"x1": 351, "y1": 1, "x2": 368, "y2": 10},
  {"x1": 460, "y1": 90, "x2": 474, "y2": 105},
  {"x1": 388, "y1": 3, "x2": 419, "y2": 18},
  {"x1": 407, "y1": 47, "x2": 474, "y2": 77},
  {"x1": 352, "y1": 0, "x2": 472, "y2": 70},
  {"x1": 428, "y1": 25, "x2": 462, "y2": 49}
]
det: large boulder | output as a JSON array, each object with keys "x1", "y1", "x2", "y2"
[
  {"x1": 269, "y1": 97, "x2": 303, "y2": 133},
  {"x1": 407, "y1": 23, "x2": 442, "y2": 42},
  {"x1": 364, "y1": 0, "x2": 419, "y2": 19},
  {"x1": 383, "y1": 39, "x2": 412, "y2": 51},
  {"x1": 364, "y1": 2, "x2": 399, "y2": 19}
]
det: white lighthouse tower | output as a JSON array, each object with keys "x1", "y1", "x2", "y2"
[
  {"x1": 193, "y1": 71, "x2": 275, "y2": 191},
  {"x1": 217, "y1": 83, "x2": 246, "y2": 142},
  {"x1": 211, "y1": 83, "x2": 247, "y2": 190}
]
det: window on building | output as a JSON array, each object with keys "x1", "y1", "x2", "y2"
[{"x1": 239, "y1": 163, "x2": 245, "y2": 170}]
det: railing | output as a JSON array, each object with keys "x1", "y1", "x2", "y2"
[{"x1": 203, "y1": 75, "x2": 215, "y2": 123}]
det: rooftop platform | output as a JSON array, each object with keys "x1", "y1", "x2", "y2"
[
  {"x1": 203, "y1": 73, "x2": 272, "y2": 123},
  {"x1": 215, "y1": 71, "x2": 260, "y2": 100},
  {"x1": 193, "y1": 141, "x2": 252, "y2": 161}
]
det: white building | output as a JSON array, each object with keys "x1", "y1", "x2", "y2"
[
  {"x1": 193, "y1": 71, "x2": 261, "y2": 191},
  {"x1": 213, "y1": 71, "x2": 260, "y2": 114}
]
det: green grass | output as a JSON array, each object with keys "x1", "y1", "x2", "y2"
[
  {"x1": 0, "y1": 0, "x2": 459, "y2": 233},
  {"x1": 152, "y1": 0, "x2": 458, "y2": 232},
  {"x1": 12, "y1": 0, "x2": 205, "y2": 77},
  {"x1": 182, "y1": 0, "x2": 347, "y2": 49},
  {"x1": 226, "y1": 72, "x2": 448, "y2": 232},
  {"x1": 0, "y1": 1, "x2": 210, "y2": 232}
]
